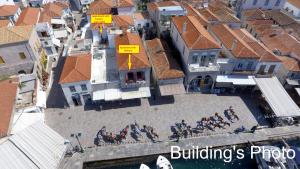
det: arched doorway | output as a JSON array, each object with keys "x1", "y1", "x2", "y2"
[
  {"x1": 189, "y1": 76, "x2": 202, "y2": 92},
  {"x1": 18, "y1": 70, "x2": 26, "y2": 74},
  {"x1": 188, "y1": 75, "x2": 214, "y2": 93}
]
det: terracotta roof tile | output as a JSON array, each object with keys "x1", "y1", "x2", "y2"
[
  {"x1": 0, "y1": 78, "x2": 18, "y2": 137},
  {"x1": 113, "y1": 15, "x2": 134, "y2": 27},
  {"x1": 39, "y1": 2, "x2": 68, "y2": 23},
  {"x1": 145, "y1": 38, "x2": 184, "y2": 80},
  {"x1": 0, "y1": 20, "x2": 10, "y2": 28},
  {"x1": 59, "y1": 53, "x2": 92, "y2": 84},
  {"x1": 233, "y1": 29, "x2": 280, "y2": 62},
  {"x1": 279, "y1": 55, "x2": 300, "y2": 72},
  {"x1": 288, "y1": 0, "x2": 300, "y2": 9},
  {"x1": 211, "y1": 24, "x2": 259, "y2": 59},
  {"x1": 16, "y1": 7, "x2": 40, "y2": 26},
  {"x1": 88, "y1": 0, "x2": 133, "y2": 15},
  {"x1": 198, "y1": 8, "x2": 219, "y2": 22},
  {"x1": 264, "y1": 10, "x2": 295, "y2": 26},
  {"x1": 260, "y1": 32, "x2": 300, "y2": 60},
  {"x1": 0, "y1": 25, "x2": 34, "y2": 45},
  {"x1": 242, "y1": 9, "x2": 270, "y2": 21},
  {"x1": 181, "y1": 2, "x2": 208, "y2": 26},
  {"x1": 115, "y1": 33, "x2": 150, "y2": 70},
  {"x1": 0, "y1": 5, "x2": 19, "y2": 17},
  {"x1": 172, "y1": 16, "x2": 220, "y2": 50}
]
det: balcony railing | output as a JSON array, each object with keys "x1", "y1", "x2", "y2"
[
  {"x1": 188, "y1": 64, "x2": 220, "y2": 72},
  {"x1": 231, "y1": 70, "x2": 255, "y2": 75}
]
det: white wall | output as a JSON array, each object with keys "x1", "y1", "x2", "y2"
[
  {"x1": 242, "y1": 0, "x2": 286, "y2": 10},
  {"x1": 0, "y1": 0, "x2": 14, "y2": 6},
  {"x1": 284, "y1": 1, "x2": 300, "y2": 18},
  {"x1": 61, "y1": 81, "x2": 92, "y2": 106}
]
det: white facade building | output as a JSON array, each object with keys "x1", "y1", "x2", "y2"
[{"x1": 284, "y1": 0, "x2": 300, "y2": 18}]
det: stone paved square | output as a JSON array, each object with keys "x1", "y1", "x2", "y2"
[{"x1": 45, "y1": 93, "x2": 265, "y2": 148}]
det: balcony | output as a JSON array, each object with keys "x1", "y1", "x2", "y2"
[
  {"x1": 188, "y1": 64, "x2": 220, "y2": 73},
  {"x1": 231, "y1": 70, "x2": 255, "y2": 75},
  {"x1": 124, "y1": 80, "x2": 146, "y2": 89}
]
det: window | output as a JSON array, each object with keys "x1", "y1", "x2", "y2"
[
  {"x1": 264, "y1": 0, "x2": 270, "y2": 6},
  {"x1": 126, "y1": 72, "x2": 135, "y2": 83},
  {"x1": 252, "y1": 0, "x2": 258, "y2": 5},
  {"x1": 275, "y1": 0, "x2": 281, "y2": 6},
  {"x1": 192, "y1": 55, "x2": 198, "y2": 64},
  {"x1": 237, "y1": 63, "x2": 243, "y2": 69},
  {"x1": 69, "y1": 86, "x2": 76, "y2": 92},
  {"x1": 0, "y1": 56, "x2": 5, "y2": 64},
  {"x1": 200, "y1": 55, "x2": 206, "y2": 66},
  {"x1": 19, "y1": 52, "x2": 26, "y2": 60},
  {"x1": 137, "y1": 72, "x2": 145, "y2": 81},
  {"x1": 209, "y1": 55, "x2": 215, "y2": 63},
  {"x1": 81, "y1": 84, "x2": 87, "y2": 91},
  {"x1": 246, "y1": 61, "x2": 253, "y2": 70}
]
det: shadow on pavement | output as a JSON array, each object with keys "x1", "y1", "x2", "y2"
[{"x1": 46, "y1": 56, "x2": 68, "y2": 108}]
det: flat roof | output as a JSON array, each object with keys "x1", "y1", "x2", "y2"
[
  {"x1": 255, "y1": 77, "x2": 300, "y2": 117},
  {"x1": 0, "y1": 122, "x2": 67, "y2": 169},
  {"x1": 216, "y1": 75, "x2": 256, "y2": 86},
  {"x1": 90, "y1": 49, "x2": 119, "y2": 84}
]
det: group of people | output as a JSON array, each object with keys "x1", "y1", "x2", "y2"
[
  {"x1": 95, "y1": 121, "x2": 160, "y2": 146},
  {"x1": 171, "y1": 106, "x2": 240, "y2": 141},
  {"x1": 172, "y1": 120, "x2": 193, "y2": 140},
  {"x1": 95, "y1": 125, "x2": 129, "y2": 145}
]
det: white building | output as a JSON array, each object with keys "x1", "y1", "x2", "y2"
[
  {"x1": 284, "y1": 0, "x2": 300, "y2": 18},
  {"x1": 233, "y1": 0, "x2": 286, "y2": 16},
  {"x1": 59, "y1": 53, "x2": 92, "y2": 106},
  {"x1": 170, "y1": 16, "x2": 221, "y2": 93},
  {"x1": 0, "y1": 5, "x2": 21, "y2": 25},
  {"x1": 148, "y1": 1, "x2": 187, "y2": 35},
  {"x1": 210, "y1": 24, "x2": 282, "y2": 91}
]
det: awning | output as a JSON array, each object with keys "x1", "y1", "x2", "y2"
[
  {"x1": 51, "y1": 37, "x2": 61, "y2": 47},
  {"x1": 53, "y1": 29, "x2": 68, "y2": 38},
  {"x1": 255, "y1": 77, "x2": 300, "y2": 117},
  {"x1": 104, "y1": 89, "x2": 121, "y2": 101},
  {"x1": 159, "y1": 83, "x2": 185, "y2": 96},
  {"x1": 286, "y1": 79, "x2": 300, "y2": 86},
  {"x1": 296, "y1": 88, "x2": 300, "y2": 97},
  {"x1": 51, "y1": 19, "x2": 65, "y2": 25},
  {"x1": 216, "y1": 75, "x2": 256, "y2": 86},
  {"x1": 92, "y1": 90, "x2": 105, "y2": 101},
  {"x1": 121, "y1": 87, "x2": 151, "y2": 100}
]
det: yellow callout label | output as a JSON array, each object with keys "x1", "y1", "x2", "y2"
[
  {"x1": 91, "y1": 14, "x2": 112, "y2": 24},
  {"x1": 118, "y1": 45, "x2": 140, "y2": 54}
]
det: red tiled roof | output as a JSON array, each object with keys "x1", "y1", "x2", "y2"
[
  {"x1": 233, "y1": 29, "x2": 281, "y2": 62},
  {"x1": 172, "y1": 16, "x2": 220, "y2": 50},
  {"x1": 211, "y1": 24, "x2": 259, "y2": 59},
  {"x1": 260, "y1": 32, "x2": 300, "y2": 61},
  {"x1": 0, "y1": 20, "x2": 10, "y2": 28},
  {"x1": 113, "y1": 15, "x2": 134, "y2": 28},
  {"x1": 0, "y1": 78, "x2": 18, "y2": 138},
  {"x1": 146, "y1": 38, "x2": 184, "y2": 80},
  {"x1": 39, "y1": 2, "x2": 68, "y2": 23},
  {"x1": 115, "y1": 33, "x2": 150, "y2": 70},
  {"x1": 0, "y1": 5, "x2": 19, "y2": 17},
  {"x1": 181, "y1": 2, "x2": 208, "y2": 27},
  {"x1": 147, "y1": 1, "x2": 181, "y2": 11},
  {"x1": 16, "y1": 7, "x2": 40, "y2": 26},
  {"x1": 59, "y1": 53, "x2": 92, "y2": 84},
  {"x1": 288, "y1": 0, "x2": 300, "y2": 9},
  {"x1": 279, "y1": 55, "x2": 300, "y2": 72},
  {"x1": 88, "y1": 0, "x2": 133, "y2": 15}
]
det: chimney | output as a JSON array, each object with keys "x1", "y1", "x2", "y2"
[
  {"x1": 231, "y1": 39, "x2": 237, "y2": 51},
  {"x1": 182, "y1": 21, "x2": 187, "y2": 33}
]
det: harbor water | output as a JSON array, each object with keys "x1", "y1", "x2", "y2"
[{"x1": 94, "y1": 139, "x2": 300, "y2": 169}]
